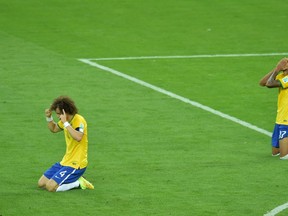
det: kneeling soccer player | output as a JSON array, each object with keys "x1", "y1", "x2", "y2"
[
  {"x1": 259, "y1": 58, "x2": 288, "y2": 159},
  {"x1": 38, "y1": 96, "x2": 94, "y2": 192}
]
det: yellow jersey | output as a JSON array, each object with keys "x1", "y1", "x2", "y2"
[
  {"x1": 276, "y1": 72, "x2": 288, "y2": 125},
  {"x1": 57, "y1": 114, "x2": 88, "y2": 169}
]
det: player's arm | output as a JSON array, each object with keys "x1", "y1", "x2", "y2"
[
  {"x1": 64, "y1": 124, "x2": 84, "y2": 142},
  {"x1": 60, "y1": 109, "x2": 84, "y2": 142},
  {"x1": 265, "y1": 70, "x2": 281, "y2": 88},
  {"x1": 45, "y1": 109, "x2": 62, "y2": 133},
  {"x1": 259, "y1": 70, "x2": 275, "y2": 86},
  {"x1": 259, "y1": 58, "x2": 288, "y2": 87}
]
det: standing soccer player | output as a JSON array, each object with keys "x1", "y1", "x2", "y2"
[
  {"x1": 259, "y1": 58, "x2": 288, "y2": 159},
  {"x1": 38, "y1": 96, "x2": 94, "y2": 192}
]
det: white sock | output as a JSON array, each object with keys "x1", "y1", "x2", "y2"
[
  {"x1": 56, "y1": 180, "x2": 80, "y2": 192},
  {"x1": 280, "y1": 154, "x2": 288, "y2": 160}
]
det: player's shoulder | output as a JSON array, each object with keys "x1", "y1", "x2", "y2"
[{"x1": 73, "y1": 114, "x2": 87, "y2": 123}]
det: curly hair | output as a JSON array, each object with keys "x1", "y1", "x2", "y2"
[{"x1": 50, "y1": 96, "x2": 78, "y2": 115}]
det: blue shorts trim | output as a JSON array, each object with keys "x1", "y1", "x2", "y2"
[
  {"x1": 44, "y1": 162, "x2": 86, "y2": 185},
  {"x1": 272, "y1": 124, "x2": 288, "y2": 148}
]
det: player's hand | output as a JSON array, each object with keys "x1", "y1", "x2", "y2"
[
  {"x1": 45, "y1": 108, "x2": 52, "y2": 117},
  {"x1": 60, "y1": 109, "x2": 67, "y2": 123},
  {"x1": 275, "y1": 58, "x2": 288, "y2": 72},
  {"x1": 284, "y1": 69, "x2": 288, "y2": 76}
]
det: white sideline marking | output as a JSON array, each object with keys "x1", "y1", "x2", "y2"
[{"x1": 78, "y1": 58, "x2": 272, "y2": 137}]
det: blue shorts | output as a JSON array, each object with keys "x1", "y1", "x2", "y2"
[
  {"x1": 272, "y1": 124, "x2": 288, "y2": 148},
  {"x1": 44, "y1": 162, "x2": 86, "y2": 186}
]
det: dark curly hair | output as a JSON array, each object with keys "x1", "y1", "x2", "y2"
[{"x1": 50, "y1": 96, "x2": 78, "y2": 115}]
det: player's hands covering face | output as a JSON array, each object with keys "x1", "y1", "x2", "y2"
[{"x1": 276, "y1": 58, "x2": 288, "y2": 72}]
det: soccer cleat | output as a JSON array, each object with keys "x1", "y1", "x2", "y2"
[
  {"x1": 272, "y1": 153, "x2": 280, "y2": 157},
  {"x1": 78, "y1": 176, "x2": 94, "y2": 190},
  {"x1": 280, "y1": 154, "x2": 288, "y2": 160}
]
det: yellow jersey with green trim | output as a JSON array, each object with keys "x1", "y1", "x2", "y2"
[
  {"x1": 57, "y1": 114, "x2": 88, "y2": 169},
  {"x1": 276, "y1": 72, "x2": 288, "y2": 125}
]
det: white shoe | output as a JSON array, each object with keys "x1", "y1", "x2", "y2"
[{"x1": 280, "y1": 154, "x2": 288, "y2": 160}]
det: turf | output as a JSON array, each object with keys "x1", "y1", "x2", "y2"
[{"x1": 1, "y1": 0, "x2": 288, "y2": 215}]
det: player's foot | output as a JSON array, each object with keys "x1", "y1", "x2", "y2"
[
  {"x1": 272, "y1": 153, "x2": 280, "y2": 156},
  {"x1": 280, "y1": 154, "x2": 288, "y2": 160},
  {"x1": 78, "y1": 176, "x2": 94, "y2": 190}
]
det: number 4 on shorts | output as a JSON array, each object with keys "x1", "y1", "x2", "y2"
[{"x1": 59, "y1": 171, "x2": 67, "y2": 177}]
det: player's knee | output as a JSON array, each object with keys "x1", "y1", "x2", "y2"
[
  {"x1": 38, "y1": 179, "x2": 46, "y2": 188},
  {"x1": 46, "y1": 180, "x2": 58, "y2": 192},
  {"x1": 47, "y1": 186, "x2": 56, "y2": 192},
  {"x1": 38, "y1": 175, "x2": 49, "y2": 188},
  {"x1": 38, "y1": 182, "x2": 44, "y2": 188},
  {"x1": 46, "y1": 184, "x2": 56, "y2": 192}
]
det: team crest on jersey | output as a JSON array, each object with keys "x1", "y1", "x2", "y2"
[
  {"x1": 79, "y1": 123, "x2": 84, "y2": 133},
  {"x1": 282, "y1": 77, "x2": 288, "y2": 83}
]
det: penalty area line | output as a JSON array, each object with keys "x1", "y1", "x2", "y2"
[{"x1": 78, "y1": 58, "x2": 272, "y2": 137}]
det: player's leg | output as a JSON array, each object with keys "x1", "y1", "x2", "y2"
[
  {"x1": 46, "y1": 178, "x2": 59, "y2": 192},
  {"x1": 272, "y1": 147, "x2": 280, "y2": 156},
  {"x1": 52, "y1": 166, "x2": 92, "y2": 192},
  {"x1": 56, "y1": 169, "x2": 94, "y2": 191},
  {"x1": 38, "y1": 175, "x2": 49, "y2": 189},
  {"x1": 280, "y1": 138, "x2": 288, "y2": 159},
  {"x1": 44, "y1": 173, "x2": 78, "y2": 192},
  {"x1": 278, "y1": 125, "x2": 288, "y2": 159},
  {"x1": 56, "y1": 180, "x2": 80, "y2": 192},
  {"x1": 271, "y1": 124, "x2": 280, "y2": 156},
  {"x1": 38, "y1": 162, "x2": 62, "y2": 189},
  {"x1": 38, "y1": 163, "x2": 93, "y2": 192}
]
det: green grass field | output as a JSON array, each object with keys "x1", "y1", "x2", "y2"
[{"x1": 1, "y1": 0, "x2": 288, "y2": 215}]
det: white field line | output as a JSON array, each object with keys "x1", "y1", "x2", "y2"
[
  {"x1": 264, "y1": 203, "x2": 288, "y2": 216},
  {"x1": 87, "y1": 52, "x2": 288, "y2": 61},
  {"x1": 79, "y1": 53, "x2": 288, "y2": 216},
  {"x1": 78, "y1": 57, "x2": 272, "y2": 137}
]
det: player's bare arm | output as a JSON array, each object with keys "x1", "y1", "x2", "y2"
[
  {"x1": 45, "y1": 108, "x2": 61, "y2": 133},
  {"x1": 265, "y1": 70, "x2": 281, "y2": 88},
  {"x1": 259, "y1": 57, "x2": 288, "y2": 88},
  {"x1": 60, "y1": 109, "x2": 84, "y2": 142},
  {"x1": 259, "y1": 70, "x2": 275, "y2": 86}
]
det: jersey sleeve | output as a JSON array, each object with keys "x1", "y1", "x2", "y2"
[
  {"x1": 57, "y1": 120, "x2": 64, "y2": 130},
  {"x1": 73, "y1": 117, "x2": 85, "y2": 133},
  {"x1": 279, "y1": 76, "x2": 288, "y2": 88}
]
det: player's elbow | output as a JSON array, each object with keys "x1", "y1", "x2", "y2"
[
  {"x1": 75, "y1": 134, "x2": 84, "y2": 142},
  {"x1": 265, "y1": 80, "x2": 280, "y2": 88},
  {"x1": 49, "y1": 128, "x2": 57, "y2": 133},
  {"x1": 259, "y1": 79, "x2": 269, "y2": 86},
  {"x1": 75, "y1": 137, "x2": 82, "y2": 142},
  {"x1": 265, "y1": 82, "x2": 275, "y2": 88},
  {"x1": 48, "y1": 124, "x2": 60, "y2": 133},
  {"x1": 49, "y1": 127, "x2": 59, "y2": 133}
]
